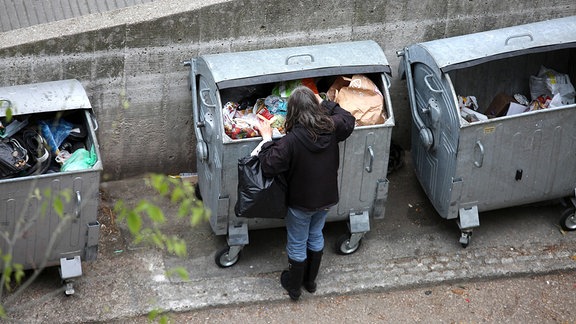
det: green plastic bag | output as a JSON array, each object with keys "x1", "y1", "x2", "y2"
[{"x1": 61, "y1": 145, "x2": 98, "y2": 172}]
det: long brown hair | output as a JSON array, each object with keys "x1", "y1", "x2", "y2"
[{"x1": 285, "y1": 86, "x2": 335, "y2": 141}]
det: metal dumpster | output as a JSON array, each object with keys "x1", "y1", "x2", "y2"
[
  {"x1": 398, "y1": 16, "x2": 576, "y2": 247},
  {"x1": 0, "y1": 79, "x2": 102, "y2": 294},
  {"x1": 186, "y1": 40, "x2": 395, "y2": 267}
]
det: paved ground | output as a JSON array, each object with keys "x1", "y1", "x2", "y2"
[
  {"x1": 2, "y1": 152, "x2": 575, "y2": 323},
  {"x1": 126, "y1": 272, "x2": 576, "y2": 323},
  {"x1": 2, "y1": 1, "x2": 574, "y2": 322}
]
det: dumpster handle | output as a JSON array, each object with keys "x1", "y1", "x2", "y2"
[
  {"x1": 285, "y1": 54, "x2": 314, "y2": 65},
  {"x1": 75, "y1": 190, "x2": 81, "y2": 218},
  {"x1": 0, "y1": 98, "x2": 12, "y2": 110},
  {"x1": 505, "y1": 33, "x2": 533, "y2": 46},
  {"x1": 424, "y1": 74, "x2": 443, "y2": 93},
  {"x1": 402, "y1": 53, "x2": 433, "y2": 150},
  {"x1": 364, "y1": 145, "x2": 374, "y2": 173},
  {"x1": 474, "y1": 141, "x2": 484, "y2": 168},
  {"x1": 384, "y1": 74, "x2": 391, "y2": 90},
  {"x1": 89, "y1": 113, "x2": 99, "y2": 131},
  {"x1": 200, "y1": 88, "x2": 217, "y2": 108},
  {"x1": 189, "y1": 60, "x2": 209, "y2": 162}
]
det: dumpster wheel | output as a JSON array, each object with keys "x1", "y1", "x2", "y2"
[
  {"x1": 61, "y1": 279, "x2": 75, "y2": 296},
  {"x1": 215, "y1": 246, "x2": 241, "y2": 268},
  {"x1": 335, "y1": 234, "x2": 362, "y2": 255},
  {"x1": 560, "y1": 208, "x2": 576, "y2": 231},
  {"x1": 459, "y1": 230, "x2": 472, "y2": 248},
  {"x1": 194, "y1": 183, "x2": 202, "y2": 201}
]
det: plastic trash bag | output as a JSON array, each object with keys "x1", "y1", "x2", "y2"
[
  {"x1": 38, "y1": 119, "x2": 73, "y2": 154},
  {"x1": 61, "y1": 145, "x2": 98, "y2": 172},
  {"x1": 222, "y1": 102, "x2": 261, "y2": 139},
  {"x1": 235, "y1": 155, "x2": 287, "y2": 219},
  {"x1": 264, "y1": 95, "x2": 288, "y2": 116},
  {"x1": 0, "y1": 138, "x2": 29, "y2": 178},
  {"x1": 529, "y1": 66, "x2": 575, "y2": 106}
]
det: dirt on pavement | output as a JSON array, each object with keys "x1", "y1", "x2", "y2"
[{"x1": 113, "y1": 270, "x2": 575, "y2": 323}]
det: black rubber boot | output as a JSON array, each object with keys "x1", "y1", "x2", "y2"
[
  {"x1": 280, "y1": 258, "x2": 306, "y2": 301},
  {"x1": 303, "y1": 249, "x2": 323, "y2": 293}
]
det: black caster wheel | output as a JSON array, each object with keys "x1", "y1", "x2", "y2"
[
  {"x1": 194, "y1": 183, "x2": 202, "y2": 201},
  {"x1": 459, "y1": 231, "x2": 472, "y2": 248}
]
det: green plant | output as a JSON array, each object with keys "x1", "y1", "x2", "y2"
[
  {"x1": 115, "y1": 174, "x2": 208, "y2": 261},
  {"x1": 114, "y1": 173, "x2": 208, "y2": 323}
]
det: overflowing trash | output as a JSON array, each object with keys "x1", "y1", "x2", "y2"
[
  {"x1": 223, "y1": 98, "x2": 287, "y2": 139},
  {"x1": 0, "y1": 113, "x2": 97, "y2": 179},
  {"x1": 458, "y1": 66, "x2": 575, "y2": 122},
  {"x1": 222, "y1": 75, "x2": 387, "y2": 140}
]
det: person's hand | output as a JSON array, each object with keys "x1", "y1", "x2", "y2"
[
  {"x1": 256, "y1": 115, "x2": 273, "y2": 141},
  {"x1": 314, "y1": 93, "x2": 323, "y2": 104}
]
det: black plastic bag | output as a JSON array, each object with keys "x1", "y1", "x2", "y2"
[
  {"x1": 235, "y1": 155, "x2": 287, "y2": 219},
  {"x1": 0, "y1": 138, "x2": 29, "y2": 179}
]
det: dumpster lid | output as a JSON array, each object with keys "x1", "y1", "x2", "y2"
[
  {"x1": 197, "y1": 40, "x2": 391, "y2": 89},
  {"x1": 0, "y1": 79, "x2": 91, "y2": 117},
  {"x1": 409, "y1": 16, "x2": 576, "y2": 72}
]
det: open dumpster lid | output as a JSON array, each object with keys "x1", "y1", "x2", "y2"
[
  {"x1": 407, "y1": 16, "x2": 576, "y2": 73},
  {"x1": 0, "y1": 79, "x2": 91, "y2": 117},
  {"x1": 197, "y1": 40, "x2": 391, "y2": 89}
]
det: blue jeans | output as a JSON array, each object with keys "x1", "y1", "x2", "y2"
[{"x1": 285, "y1": 207, "x2": 328, "y2": 262}]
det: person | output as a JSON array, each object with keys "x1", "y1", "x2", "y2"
[{"x1": 254, "y1": 85, "x2": 355, "y2": 301}]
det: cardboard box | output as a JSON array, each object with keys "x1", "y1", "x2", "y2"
[{"x1": 485, "y1": 93, "x2": 516, "y2": 118}]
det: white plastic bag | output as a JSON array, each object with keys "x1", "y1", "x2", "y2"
[{"x1": 529, "y1": 66, "x2": 575, "y2": 106}]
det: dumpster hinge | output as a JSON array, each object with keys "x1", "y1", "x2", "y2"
[
  {"x1": 227, "y1": 222, "x2": 249, "y2": 246},
  {"x1": 343, "y1": 210, "x2": 370, "y2": 252},
  {"x1": 349, "y1": 210, "x2": 370, "y2": 234},
  {"x1": 458, "y1": 205, "x2": 480, "y2": 229},
  {"x1": 60, "y1": 256, "x2": 82, "y2": 296},
  {"x1": 457, "y1": 205, "x2": 480, "y2": 248},
  {"x1": 372, "y1": 179, "x2": 389, "y2": 220}
]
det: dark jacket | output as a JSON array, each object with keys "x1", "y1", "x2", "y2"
[{"x1": 258, "y1": 100, "x2": 355, "y2": 211}]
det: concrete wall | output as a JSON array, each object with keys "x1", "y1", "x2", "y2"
[{"x1": 1, "y1": 0, "x2": 575, "y2": 181}]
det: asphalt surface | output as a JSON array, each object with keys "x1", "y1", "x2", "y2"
[
  {"x1": 124, "y1": 271, "x2": 576, "y2": 323},
  {"x1": 2, "y1": 152, "x2": 576, "y2": 323}
]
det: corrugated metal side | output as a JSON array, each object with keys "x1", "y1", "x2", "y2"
[{"x1": 0, "y1": 0, "x2": 156, "y2": 32}]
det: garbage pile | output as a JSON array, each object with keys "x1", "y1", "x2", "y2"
[
  {"x1": 222, "y1": 75, "x2": 387, "y2": 140},
  {"x1": 459, "y1": 66, "x2": 575, "y2": 123},
  {"x1": 0, "y1": 111, "x2": 97, "y2": 179}
]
